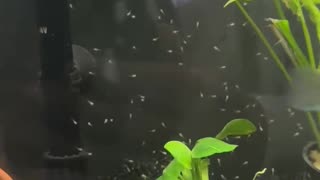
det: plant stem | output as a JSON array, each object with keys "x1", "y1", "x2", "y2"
[
  {"x1": 317, "y1": 112, "x2": 320, "y2": 126},
  {"x1": 270, "y1": 26, "x2": 298, "y2": 67},
  {"x1": 299, "y1": 9, "x2": 316, "y2": 69},
  {"x1": 306, "y1": 112, "x2": 320, "y2": 149},
  {"x1": 191, "y1": 159, "x2": 201, "y2": 180},
  {"x1": 199, "y1": 159, "x2": 210, "y2": 180},
  {"x1": 191, "y1": 159, "x2": 209, "y2": 180},
  {"x1": 235, "y1": 1, "x2": 292, "y2": 82},
  {"x1": 273, "y1": 0, "x2": 286, "y2": 19}
]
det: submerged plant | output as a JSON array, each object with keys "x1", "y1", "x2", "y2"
[
  {"x1": 157, "y1": 119, "x2": 256, "y2": 180},
  {"x1": 224, "y1": 0, "x2": 320, "y2": 148},
  {"x1": 252, "y1": 168, "x2": 267, "y2": 180}
]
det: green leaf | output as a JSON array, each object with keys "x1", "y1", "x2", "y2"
[
  {"x1": 269, "y1": 20, "x2": 298, "y2": 67},
  {"x1": 164, "y1": 141, "x2": 192, "y2": 169},
  {"x1": 156, "y1": 174, "x2": 176, "y2": 180},
  {"x1": 215, "y1": 119, "x2": 256, "y2": 140},
  {"x1": 267, "y1": 18, "x2": 308, "y2": 66},
  {"x1": 191, "y1": 137, "x2": 238, "y2": 158},
  {"x1": 157, "y1": 160, "x2": 185, "y2": 180},
  {"x1": 163, "y1": 160, "x2": 184, "y2": 177},
  {"x1": 156, "y1": 176, "x2": 163, "y2": 180},
  {"x1": 282, "y1": 0, "x2": 302, "y2": 16},
  {"x1": 181, "y1": 168, "x2": 193, "y2": 180},
  {"x1": 302, "y1": 0, "x2": 320, "y2": 42}
]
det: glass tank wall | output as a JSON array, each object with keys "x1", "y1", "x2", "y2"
[{"x1": 0, "y1": 0, "x2": 319, "y2": 179}]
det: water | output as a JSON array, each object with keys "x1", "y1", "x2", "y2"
[{"x1": 0, "y1": 0, "x2": 316, "y2": 179}]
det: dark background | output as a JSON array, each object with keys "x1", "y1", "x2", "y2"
[{"x1": 0, "y1": 0, "x2": 314, "y2": 179}]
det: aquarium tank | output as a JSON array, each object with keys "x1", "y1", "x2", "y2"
[{"x1": 2, "y1": 0, "x2": 320, "y2": 179}]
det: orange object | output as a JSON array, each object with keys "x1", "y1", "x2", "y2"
[{"x1": 0, "y1": 169, "x2": 12, "y2": 180}]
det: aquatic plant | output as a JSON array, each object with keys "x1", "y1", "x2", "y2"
[
  {"x1": 252, "y1": 168, "x2": 267, "y2": 180},
  {"x1": 157, "y1": 119, "x2": 256, "y2": 180},
  {"x1": 224, "y1": 0, "x2": 320, "y2": 148}
]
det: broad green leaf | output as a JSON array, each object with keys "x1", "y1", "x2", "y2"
[
  {"x1": 181, "y1": 168, "x2": 193, "y2": 180},
  {"x1": 191, "y1": 137, "x2": 238, "y2": 158},
  {"x1": 164, "y1": 141, "x2": 192, "y2": 169},
  {"x1": 215, "y1": 119, "x2": 256, "y2": 140},
  {"x1": 268, "y1": 18, "x2": 308, "y2": 66},
  {"x1": 314, "y1": 0, "x2": 320, "y2": 4},
  {"x1": 157, "y1": 160, "x2": 185, "y2": 180},
  {"x1": 156, "y1": 174, "x2": 175, "y2": 180},
  {"x1": 163, "y1": 160, "x2": 184, "y2": 177},
  {"x1": 282, "y1": 0, "x2": 302, "y2": 16}
]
